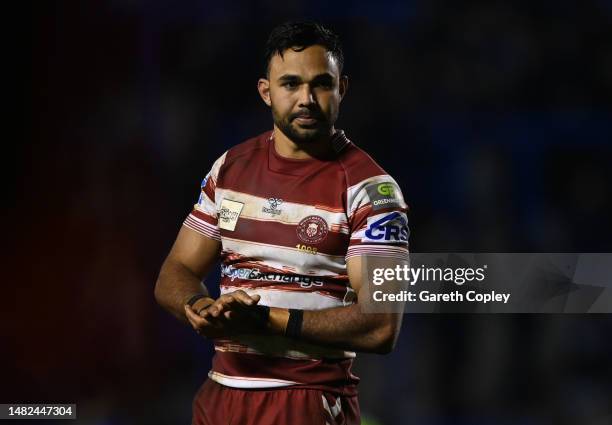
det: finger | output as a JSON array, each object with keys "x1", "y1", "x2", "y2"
[
  {"x1": 207, "y1": 292, "x2": 257, "y2": 320},
  {"x1": 186, "y1": 305, "x2": 225, "y2": 335},
  {"x1": 199, "y1": 309, "x2": 224, "y2": 324},
  {"x1": 197, "y1": 302, "x2": 214, "y2": 316},
  {"x1": 209, "y1": 296, "x2": 232, "y2": 315},
  {"x1": 231, "y1": 290, "x2": 259, "y2": 306},
  {"x1": 212, "y1": 295, "x2": 238, "y2": 317},
  {"x1": 209, "y1": 303, "x2": 223, "y2": 318},
  {"x1": 198, "y1": 307, "x2": 211, "y2": 318},
  {"x1": 185, "y1": 305, "x2": 214, "y2": 327},
  {"x1": 185, "y1": 305, "x2": 203, "y2": 322},
  {"x1": 184, "y1": 305, "x2": 203, "y2": 328}
]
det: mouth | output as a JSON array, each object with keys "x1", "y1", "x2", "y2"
[
  {"x1": 292, "y1": 111, "x2": 322, "y2": 127},
  {"x1": 294, "y1": 116, "x2": 318, "y2": 126}
]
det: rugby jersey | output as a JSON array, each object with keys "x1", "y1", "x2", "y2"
[{"x1": 183, "y1": 129, "x2": 409, "y2": 396}]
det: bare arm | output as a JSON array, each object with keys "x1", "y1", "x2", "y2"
[
  {"x1": 154, "y1": 226, "x2": 221, "y2": 324},
  {"x1": 300, "y1": 303, "x2": 399, "y2": 354},
  {"x1": 279, "y1": 256, "x2": 405, "y2": 353},
  {"x1": 197, "y1": 255, "x2": 406, "y2": 353}
]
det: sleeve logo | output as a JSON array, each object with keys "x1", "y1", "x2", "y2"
[
  {"x1": 363, "y1": 211, "x2": 409, "y2": 243},
  {"x1": 377, "y1": 183, "x2": 395, "y2": 196},
  {"x1": 365, "y1": 181, "x2": 402, "y2": 210}
]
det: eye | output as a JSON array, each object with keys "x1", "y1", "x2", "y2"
[
  {"x1": 313, "y1": 80, "x2": 333, "y2": 90},
  {"x1": 282, "y1": 81, "x2": 299, "y2": 89}
]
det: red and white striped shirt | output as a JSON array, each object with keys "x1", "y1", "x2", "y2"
[{"x1": 183, "y1": 129, "x2": 409, "y2": 396}]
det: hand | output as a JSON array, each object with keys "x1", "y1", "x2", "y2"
[
  {"x1": 184, "y1": 304, "x2": 230, "y2": 338},
  {"x1": 184, "y1": 290, "x2": 261, "y2": 338},
  {"x1": 201, "y1": 290, "x2": 261, "y2": 321}
]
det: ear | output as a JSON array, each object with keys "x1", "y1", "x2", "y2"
[
  {"x1": 339, "y1": 75, "x2": 349, "y2": 101},
  {"x1": 258, "y1": 78, "x2": 271, "y2": 107}
]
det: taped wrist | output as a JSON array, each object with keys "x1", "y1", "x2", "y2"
[{"x1": 285, "y1": 309, "x2": 303, "y2": 339}]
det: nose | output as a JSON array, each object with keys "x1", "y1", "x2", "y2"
[{"x1": 297, "y1": 84, "x2": 316, "y2": 107}]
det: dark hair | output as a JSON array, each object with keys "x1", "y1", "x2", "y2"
[{"x1": 263, "y1": 21, "x2": 344, "y2": 76}]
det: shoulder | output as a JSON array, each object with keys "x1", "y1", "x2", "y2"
[
  {"x1": 223, "y1": 130, "x2": 272, "y2": 165},
  {"x1": 203, "y1": 131, "x2": 271, "y2": 183},
  {"x1": 336, "y1": 133, "x2": 406, "y2": 212},
  {"x1": 336, "y1": 132, "x2": 395, "y2": 186}
]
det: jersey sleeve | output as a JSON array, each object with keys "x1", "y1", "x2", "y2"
[
  {"x1": 182, "y1": 152, "x2": 228, "y2": 241},
  {"x1": 345, "y1": 175, "x2": 410, "y2": 261}
]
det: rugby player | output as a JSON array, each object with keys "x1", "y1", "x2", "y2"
[{"x1": 155, "y1": 21, "x2": 409, "y2": 425}]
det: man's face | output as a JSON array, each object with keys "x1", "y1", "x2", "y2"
[{"x1": 259, "y1": 45, "x2": 347, "y2": 144}]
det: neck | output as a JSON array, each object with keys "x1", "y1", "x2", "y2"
[{"x1": 273, "y1": 125, "x2": 335, "y2": 160}]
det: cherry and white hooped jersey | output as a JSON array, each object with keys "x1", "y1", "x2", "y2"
[{"x1": 183, "y1": 129, "x2": 409, "y2": 396}]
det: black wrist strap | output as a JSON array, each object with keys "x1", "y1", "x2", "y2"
[
  {"x1": 186, "y1": 294, "x2": 207, "y2": 307},
  {"x1": 285, "y1": 309, "x2": 303, "y2": 339}
]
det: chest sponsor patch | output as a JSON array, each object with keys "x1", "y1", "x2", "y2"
[
  {"x1": 218, "y1": 199, "x2": 244, "y2": 231},
  {"x1": 365, "y1": 182, "x2": 402, "y2": 210}
]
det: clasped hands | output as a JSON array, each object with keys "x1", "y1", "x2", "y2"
[{"x1": 184, "y1": 290, "x2": 263, "y2": 339}]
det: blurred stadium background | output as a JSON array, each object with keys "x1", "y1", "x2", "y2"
[{"x1": 10, "y1": 0, "x2": 612, "y2": 424}]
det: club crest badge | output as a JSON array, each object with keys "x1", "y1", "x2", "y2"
[{"x1": 296, "y1": 215, "x2": 329, "y2": 244}]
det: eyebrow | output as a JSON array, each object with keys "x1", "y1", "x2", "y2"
[{"x1": 277, "y1": 73, "x2": 335, "y2": 83}]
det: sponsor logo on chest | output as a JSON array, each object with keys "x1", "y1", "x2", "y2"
[{"x1": 221, "y1": 264, "x2": 324, "y2": 288}]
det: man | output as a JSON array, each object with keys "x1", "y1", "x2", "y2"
[{"x1": 155, "y1": 21, "x2": 409, "y2": 425}]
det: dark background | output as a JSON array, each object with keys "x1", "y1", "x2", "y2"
[{"x1": 9, "y1": 0, "x2": 612, "y2": 424}]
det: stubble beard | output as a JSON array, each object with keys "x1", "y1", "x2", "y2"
[{"x1": 272, "y1": 105, "x2": 336, "y2": 145}]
